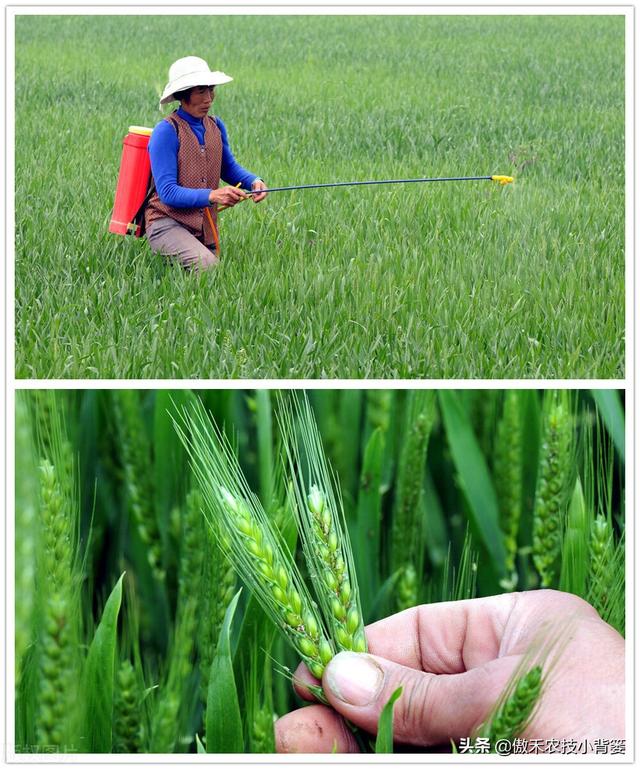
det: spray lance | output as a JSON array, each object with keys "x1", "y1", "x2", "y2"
[
  {"x1": 217, "y1": 173, "x2": 513, "y2": 217},
  {"x1": 217, "y1": 173, "x2": 513, "y2": 213},
  {"x1": 240, "y1": 174, "x2": 514, "y2": 197}
]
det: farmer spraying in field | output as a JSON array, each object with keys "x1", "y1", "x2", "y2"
[
  {"x1": 110, "y1": 56, "x2": 512, "y2": 271},
  {"x1": 145, "y1": 56, "x2": 268, "y2": 270},
  {"x1": 110, "y1": 55, "x2": 513, "y2": 270}
]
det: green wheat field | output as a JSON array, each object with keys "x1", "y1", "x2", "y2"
[
  {"x1": 14, "y1": 389, "x2": 624, "y2": 754},
  {"x1": 14, "y1": 15, "x2": 624, "y2": 379}
]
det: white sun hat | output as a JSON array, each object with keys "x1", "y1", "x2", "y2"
[{"x1": 159, "y1": 56, "x2": 233, "y2": 105}]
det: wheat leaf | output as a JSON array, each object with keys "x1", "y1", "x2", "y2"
[
  {"x1": 374, "y1": 686, "x2": 403, "y2": 753},
  {"x1": 590, "y1": 390, "x2": 624, "y2": 462},
  {"x1": 82, "y1": 572, "x2": 125, "y2": 752},
  {"x1": 205, "y1": 588, "x2": 244, "y2": 753},
  {"x1": 439, "y1": 391, "x2": 507, "y2": 576}
]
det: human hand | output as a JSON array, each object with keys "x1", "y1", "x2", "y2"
[
  {"x1": 251, "y1": 178, "x2": 268, "y2": 203},
  {"x1": 275, "y1": 590, "x2": 625, "y2": 753},
  {"x1": 208, "y1": 185, "x2": 248, "y2": 208}
]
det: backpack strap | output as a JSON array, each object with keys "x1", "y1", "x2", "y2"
[{"x1": 128, "y1": 179, "x2": 156, "y2": 236}]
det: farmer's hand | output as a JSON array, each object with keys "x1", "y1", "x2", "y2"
[
  {"x1": 251, "y1": 178, "x2": 268, "y2": 203},
  {"x1": 275, "y1": 590, "x2": 625, "y2": 753},
  {"x1": 208, "y1": 185, "x2": 248, "y2": 207}
]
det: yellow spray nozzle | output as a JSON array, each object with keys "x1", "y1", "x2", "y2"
[{"x1": 491, "y1": 175, "x2": 514, "y2": 186}]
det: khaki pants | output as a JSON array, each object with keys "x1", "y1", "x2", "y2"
[{"x1": 146, "y1": 217, "x2": 218, "y2": 271}]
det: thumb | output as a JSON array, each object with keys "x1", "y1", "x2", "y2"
[{"x1": 322, "y1": 651, "x2": 514, "y2": 748}]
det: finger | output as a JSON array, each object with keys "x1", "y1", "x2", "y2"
[
  {"x1": 225, "y1": 187, "x2": 244, "y2": 201},
  {"x1": 322, "y1": 650, "x2": 518, "y2": 747},
  {"x1": 363, "y1": 593, "x2": 521, "y2": 673},
  {"x1": 298, "y1": 595, "x2": 516, "y2": 702},
  {"x1": 292, "y1": 662, "x2": 321, "y2": 701},
  {"x1": 275, "y1": 704, "x2": 360, "y2": 753}
]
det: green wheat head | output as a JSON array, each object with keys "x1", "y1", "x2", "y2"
[
  {"x1": 390, "y1": 391, "x2": 436, "y2": 610},
  {"x1": 279, "y1": 393, "x2": 367, "y2": 654},
  {"x1": 532, "y1": 392, "x2": 575, "y2": 587},
  {"x1": 150, "y1": 487, "x2": 208, "y2": 753},
  {"x1": 476, "y1": 613, "x2": 576, "y2": 753},
  {"x1": 33, "y1": 429, "x2": 81, "y2": 749},
  {"x1": 112, "y1": 391, "x2": 165, "y2": 582},
  {"x1": 174, "y1": 401, "x2": 334, "y2": 684},
  {"x1": 493, "y1": 390, "x2": 523, "y2": 578},
  {"x1": 488, "y1": 665, "x2": 542, "y2": 745},
  {"x1": 198, "y1": 492, "x2": 237, "y2": 702},
  {"x1": 112, "y1": 660, "x2": 141, "y2": 753},
  {"x1": 365, "y1": 390, "x2": 393, "y2": 433},
  {"x1": 15, "y1": 393, "x2": 38, "y2": 684}
]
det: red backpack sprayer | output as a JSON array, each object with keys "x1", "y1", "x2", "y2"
[
  {"x1": 108, "y1": 125, "x2": 514, "y2": 239},
  {"x1": 109, "y1": 126, "x2": 154, "y2": 236}
]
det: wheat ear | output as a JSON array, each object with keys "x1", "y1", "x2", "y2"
[
  {"x1": 173, "y1": 402, "x2": 334, "y2": 682},
  {"x1": 588, "y1": 515, "x2": 616, "y2": 610},
  {"x1": 198, "y1": 489, "x2": 236, "y2": 702},
  {"x1": 493, "y1": 391, "x2": 523, "y2": 578},
  {"x1": 112, "y1": 391, "x2": 165, "y2": 581},
  {"x1": 391, "y1": 391, "x2": 436, "y2": 611},
  {"x1": 112, "y1": 660, "x2": 142, "y2": 753},
  {"x1": 150, "y1": 487, "x2": 207, "y2": 752},
  {"x1": 365, "y1": 389, "x2": 393, "y2": 433},
  {"x1": 35, "y1": 460, "x2": 76, "y2": 748},
  {"x1": 476, "y1": 614, "x2": 576, "y2": 753},
  {"x1": 15, "y1": 393, "x2": 38, "y2": 683},
  {"x1": 278, "y1": 393, "x2": 367, "y2": 653},
  {"x1": 218, "y1": 488, "x2": 332, "y2": 679},
  {"x1": 532, "y1": 392, "x2": 574, "y2": 587},
  {"x1": 488, "y1": 665, "x2": 542, "y2": 745}
]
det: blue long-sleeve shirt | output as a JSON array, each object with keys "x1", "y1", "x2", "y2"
[{"x1": 148, "y1": 107, "x2": 259, "y2": 208}]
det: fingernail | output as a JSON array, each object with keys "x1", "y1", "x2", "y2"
[{"x1": 325, "y1": 652, "x2": 384, "y2": 706}]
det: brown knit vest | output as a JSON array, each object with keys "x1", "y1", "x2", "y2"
[{"x1": 145, "y1": 112, "x2": 223, "y2": 245}]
